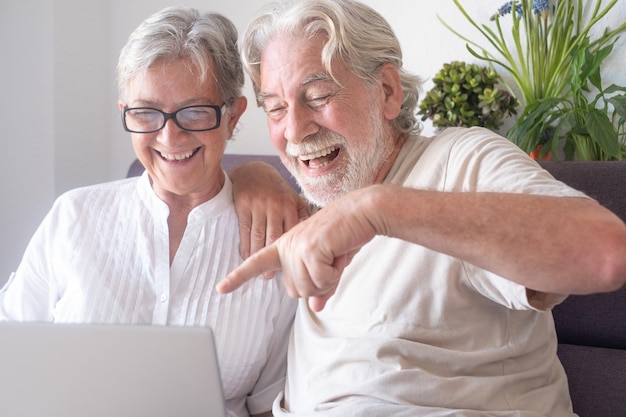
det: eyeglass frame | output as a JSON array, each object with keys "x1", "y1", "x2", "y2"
[{"x1": 121, "y1": 103, "x2": 226, "y2": 134}]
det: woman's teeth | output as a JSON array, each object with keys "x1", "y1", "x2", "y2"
[{"x1": 159, "y1": 149, "x2": 195, "y2": 161}]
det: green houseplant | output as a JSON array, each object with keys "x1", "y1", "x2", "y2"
[
  {"x1": 442, "y1": 0, "x2": 626, "y2": 160},
  {"x1": 419, "y1": 61, "x2": 518, "y2": 130}
]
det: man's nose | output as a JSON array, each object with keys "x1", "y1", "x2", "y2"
[{"x1": 284, "y1": 103, "x2": 318, "y2": 144}]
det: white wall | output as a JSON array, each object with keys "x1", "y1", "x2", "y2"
[
  {"x1": 1, "y1": 1, "x2": 55, "y2": 288},
  {"x1": 1, "y1": 0, "x2": 625, "y2": 287}
]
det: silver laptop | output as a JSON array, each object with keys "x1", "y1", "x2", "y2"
[{"x1": 0, "y1": 322, "x2": 226, "y2": 417}]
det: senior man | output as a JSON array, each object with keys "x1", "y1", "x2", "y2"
[{"x1": 219, "y1": 0, "x2": 626, "y2": 416}]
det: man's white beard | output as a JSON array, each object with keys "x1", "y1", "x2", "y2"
[{"x1": 285, "y1": 106, "x2": 395, "y2": 208}]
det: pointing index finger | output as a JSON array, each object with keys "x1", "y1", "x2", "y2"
[{"x1": 216, "y1": 245, "x2": 282, "y2": 294}]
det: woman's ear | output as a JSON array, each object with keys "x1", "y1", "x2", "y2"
[
  {"x1": 378, "y1": 63, "x2": 403, "y2": 121},
  {"x1": 226, "y1": 96, "x2": 248, "y2": 136}
]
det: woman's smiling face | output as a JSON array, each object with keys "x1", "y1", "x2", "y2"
[{"x1": 121, "y1": 57, "x2": 246, "y2": 205}]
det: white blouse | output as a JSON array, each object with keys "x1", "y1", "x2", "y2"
[{"x1": 0, "y1": 172, "x2": 296, "y2": 417}]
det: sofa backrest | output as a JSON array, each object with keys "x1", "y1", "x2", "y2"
[
  {"x1": 221, "y1": 154, "x2": 300, "y2": 192},
  {"x1": 539, "y1": 161, "x2": 626, "y2": 417},
  {"x1": 538, "y1": 161, "x2": 626, "y2": 350},
  {"x1": 538, "y1": 161, "x2": 626, "y2": 223}
]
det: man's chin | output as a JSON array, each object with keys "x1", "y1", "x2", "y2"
[
  {"x1": 299, "y1": 183, "x2": 335, "y2": 208},
  {"x1": 299, "y1": 179, "x2": 349, "y2": 208},
  {"x1": 303, "y1": 192, "x2": 332, "y2": 209}
]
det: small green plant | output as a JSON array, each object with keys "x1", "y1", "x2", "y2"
[{"x1": 419, "y1": 61, "x2": 518, "y2": 130}]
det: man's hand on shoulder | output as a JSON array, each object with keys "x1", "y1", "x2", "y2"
[{"x1": 229, "y1": 161, "x2": 308, "y2": 260}]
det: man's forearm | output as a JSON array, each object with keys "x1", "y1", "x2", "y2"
[{"x1": 368, "y1": 185, "x2": 626, "y2": 295}]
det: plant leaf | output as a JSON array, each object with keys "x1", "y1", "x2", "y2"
[
  {"x1": 603, "y1": 84, "x2": 626, "y2": 95},
  {"x1": 584, "y1": 43, "x2": 613, "y2": 91},
  {"x1": 607, "y1": 95, "x2": 626, "y2": 121},
  {"x1": 586, "y1": 109, "x2": 621, "y2": 158}
]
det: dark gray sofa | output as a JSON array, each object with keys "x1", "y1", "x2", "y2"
[
  {"x1": 538, "y1": 161, "x2": 626, "y2": 417},
  {"x1": 128, "y1": 157, "x2": 626, "y2": 417}
]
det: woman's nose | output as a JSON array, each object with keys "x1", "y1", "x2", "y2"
[{"x1": 158, "y1": 118, "x2": 187, "y2": 144}]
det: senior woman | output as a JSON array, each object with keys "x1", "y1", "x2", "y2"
[{"x1": 0, "y1": 6, "x2": 298, "y2": 417}]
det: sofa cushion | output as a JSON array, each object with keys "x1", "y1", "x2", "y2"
[
  {"x1": 221, "y1": 154, "x2": 299, "y2": 191},
  {"x1": 557, "y1": 343, "x2": 626, "y2": 417},
  {"x1": 539, "y1": 161, "x2": 626, "y2": 348},
  {"x1": 553, "y1": 288, "x2": 626, "y2": 350}
]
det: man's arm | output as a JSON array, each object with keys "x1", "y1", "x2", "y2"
[
  {"x1": 228, "y1": 161, "x2": 308, "y2": 259},
  {"x1": 218, "y1": 184, "x2": 626, "y2": 310},
  {"x1": 372, "y1": 186, "x2": 626, "y2": 293}
]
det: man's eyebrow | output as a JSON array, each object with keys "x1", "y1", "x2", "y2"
[
  {"x1": 257, "y1": 73, "x2": 335, "y2": 105},
  {"x1": 302, "y1": 72, "x2": 332, "y2": 85},
  {"x1": 256, "y1": 91, "x2": 277, "y2": 107}
]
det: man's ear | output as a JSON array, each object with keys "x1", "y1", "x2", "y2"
[{"x1": 377, "y1": 62, "x2": 403, "y2": 121}]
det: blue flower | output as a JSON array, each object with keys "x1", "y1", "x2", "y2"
[
  {"x1": 491, "y1": 0, "x2": 550, "y2": 20},
  {"x1": 532, "y1": 0, "x2": 550, "y2": 15},
  {"x1": 493, "y1": 1, "x2": 523, "y2": 19}
]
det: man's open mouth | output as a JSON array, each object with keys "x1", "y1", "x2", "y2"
[{"x1": 299, "y1": 146, "x2": 340, "y2": 168}]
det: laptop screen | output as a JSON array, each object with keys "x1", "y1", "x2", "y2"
[{"x1": 0, "y1": 322, "x2": 226, "y2": 417}]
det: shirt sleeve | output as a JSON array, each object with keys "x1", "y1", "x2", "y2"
[
  {"x1": 0, "y1": 199, "x2": 65, "y2": 321},
  {"x1": 439, "y1": 127, "x2": 589, "y2": 199},
  {"x1": 436, "y1": 127, "x2": 588, "y2": 311},
  {"x1": 462, "y1": 261, "x2": 568, "y2": 311}
]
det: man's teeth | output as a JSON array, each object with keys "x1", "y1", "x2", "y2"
[
  {"x1": 300, "y1": 146, "x2": 338, "y2": 161},
  {"x1": 160, "y1": 150, "x2": 194, "y2": 161}
]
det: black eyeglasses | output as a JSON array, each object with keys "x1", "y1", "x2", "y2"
[{"x1": 122, "y1": 104, "x2": 225, "y2": 133}]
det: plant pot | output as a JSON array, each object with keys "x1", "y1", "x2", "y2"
[{"x1": 530, "y1": 144, "x2": 553, "y2": 161}]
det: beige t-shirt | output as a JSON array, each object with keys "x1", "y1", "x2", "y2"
[{"x1": 274, "y1": 127, "x2": 585, "y2": 417}]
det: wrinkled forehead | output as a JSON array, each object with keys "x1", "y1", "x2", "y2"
[{"x1": 259, "y1": 33, "x2": 346, "y2": 96}]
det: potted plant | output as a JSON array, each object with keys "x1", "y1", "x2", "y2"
[
  {"x1": 419, "y1": 61, "x2": 518, "y2": 130},
  {"x1": 510, "y1": 44, "x2": 626, "y2": 160},
  {"x1": 443, "y1": 0, "x2": 626, "y2": 160}
]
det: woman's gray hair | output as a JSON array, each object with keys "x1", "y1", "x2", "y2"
[
  {"x1": 241, "y1": 0, "x2": 422, "y2": 134},
  {"x1": 117, "y1": 6, "x2": 244, "y2": 104}
]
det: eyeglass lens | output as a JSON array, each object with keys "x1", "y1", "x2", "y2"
[{"x1": 123, "y1": 105, "x2": 222, "y2": 133}]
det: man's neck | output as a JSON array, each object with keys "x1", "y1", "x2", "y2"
[{"x1": 373, "y1": 132, "x2": 408, "y2": 185}]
